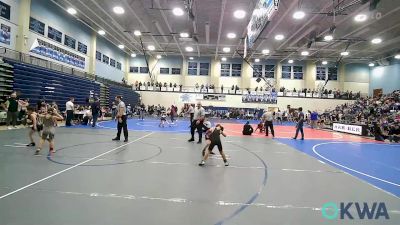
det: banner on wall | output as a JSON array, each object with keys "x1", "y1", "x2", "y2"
[
  {"x1": 203, "y1": 94, "x2": 226, "y2": 101},
  {"x1": 30, "y1": 38, "x2": 85, "y2": 69},
  {"x1": 0, "y1": 23, "x2": 10, "y2": 45},
  {"x1": 0, "y1": 1, "x2": 11, "y2": 20},
  {"x1": 242, "y1": 92, "x2": 277, "y2": 104},
  {"x1": 179, "y1": 93, "x2": 203, "y2": 103},
  {"x1": 245, "y1": 0, "x2": 278, "y2": 49}
]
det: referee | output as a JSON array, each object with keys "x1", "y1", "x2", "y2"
[
  {"x1": 262, "y1": 109, "x2": 275, "y2": 138},
  {"x1": 112, "y1": 95, "x2": 128, "y2": 142},
  {"x1": 188, "y1": 102, "x2": 205, "y2": 144}
]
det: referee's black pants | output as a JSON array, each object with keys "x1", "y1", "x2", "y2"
[
  {"x1": 264, "y1": 120, "x2": 275, "y2": 137},
  {"x1": 190, "y1": 119, "x2": 203, "y2": 142},
  {"x1": 117, "y1": 115, "x2": 128, "y2": 140}
]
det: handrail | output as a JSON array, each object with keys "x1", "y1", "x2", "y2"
[
  {"x1": 134, "y1": 86, "x2": 359, "y2": 100},
  {"x1": 0, "y1": 47, "x2": 130, "y2": 89}
]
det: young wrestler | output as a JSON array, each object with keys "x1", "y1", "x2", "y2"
[
  {"x1": 26, "y1": 106, "x2": 43, "y2": 147},
  {"x1": 35, "y1": 107, "x2": 63, "y2": 155},
  {"x1": 254, "y1": 121, "x2": 264, "y2": 133},
  {"x1": 159, "y1": 111, "x2": 168, "y2": 128},
  {"x1": 199, "y1": 124, "x2": 229, "y2": 166},
  {"x1": 201, "y1": 121, "x2": 215, "y2": 156}
]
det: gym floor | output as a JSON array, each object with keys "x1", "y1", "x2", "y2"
[{"x1": 0, "y1": 118, "x2": 399, "y2": 225}]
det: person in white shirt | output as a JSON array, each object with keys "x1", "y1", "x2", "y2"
[
  {"x1": 65, "y1": 97, "x2": 74, "y2": 126},
  {"x1": 112, "y1": 95, "x2": 128, "y2": 142},
  {"x1": 187, "y1": 104, "x2": 194, "y2": 123},
  {"x1": 262, "y1": 110, "x2": 275, "y2": 137},
  {"x1": 276, "y1": 109, "x2": 283, "y2": 125},
  {"x1": 188, "y1": 102, "x2": 205, "y2": 143}
]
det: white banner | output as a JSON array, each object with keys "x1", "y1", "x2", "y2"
[
  {"x1": 246, "y1": 0, "x2": 277, "y2": 48},
  {"x1": 179, "y1": 93, "x2": 203, "y2": 103},
  {"x1": 333, "y1": 123, "x2": 363, "y2": 135}
]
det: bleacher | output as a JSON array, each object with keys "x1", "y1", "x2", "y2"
[
  {"x1": 109, "y1": 84, "x2": 140, "y2": 107},
  {"x1": 5, "y1": 59, "x2": 100, "y2": 111}
]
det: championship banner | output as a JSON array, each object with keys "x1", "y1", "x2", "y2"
[
  {"x1": 179, "y1": 93, "x2": 203, "y2": 103},
  {"x1": 245, "y1": 0, "x2": 278, "y2": 49},
  {"x1": 242, "y1": 92, "x2": 277, "y2": 104},
  {"x1": 203, "y1": 94, "x2": 226, "y2": 101}
]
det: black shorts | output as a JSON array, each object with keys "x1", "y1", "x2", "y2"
[
  {"x1": 161, "y1": 118, "x2": 166, "y2": 121},
  {"x1": 209, "y1": 141, "x2": 223, "y2": 152}
]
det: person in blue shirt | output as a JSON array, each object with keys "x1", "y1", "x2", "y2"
[
  {"x1": 293, "y1": 107, "x2": 305, "y2": 140},
  {"x1": 310, "y1": 110, "x2": 318, "y2": 129}
]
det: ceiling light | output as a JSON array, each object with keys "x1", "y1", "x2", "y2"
[
  {"x1": 322, "y1": 61, "x2": 328, "y2": 65},
  {"x1": 189, "y1": 57, "x2": 194, "y2": 60},
  {"x1": 147, "y1": 45, "x2": 155, "y2": 51},
  {"x1": 288, "y1": 59, "x2": 294, "y2": 63},
  {"x1": 156, "y1": 55, "x2": 162, "y2": 59},
  {"x1": 293, "y1": 11, "x2": 305, "y2": 20},
  {"x1": 98, "y1": 30, "x2": 105, "y2": 35},
  {"x1": 254, "y1": 58, "x2": 260, "y2": 63},
  {"x1": 301, "y1": 51, "x2": 309, "y2": 56},
  {"x1": 275, "y1": 34, "x2": 284, "y2": 41},
  {"x1": 185, "y1": 46, "x2": 194, "y2": 52},
  {"x1": 369, "y1": 63, "x2": 375, "y2": 67},
  {"x1": 354, "y1": 14, "x2": 367, "y2": 22},
  {"x1": 118, "y1": 45, "x2": 124, "y2": 49},
  {"x1": 222, "y1": 47, "x2": 231, "y2": 53},
  {"x1": 324, "y1": 35, "x2": 333, "y2": 41},
  {"x1": 221, "y1": 57, "x2": 227, "y2": 61},
  {"x1": 371, "y1": 38, "x2": 382, "y2": 44},
  {"x1": 341, "y1": 51, "x2": 349, "y2": 56},
  {"x1": 134, "y1": 30, "x2": 141, "y2": 36},
  {"x1": 131, "y1": 53, "x2": 136, "y2": 57},
  {"x1": 262, "y1": 49, "x2": 270, "y2": 55},
  {"x1": 113, "y1": 6, "x2": 125, "y2": 14},
  {"x1": 180, "y1": 32, "x2": 189, "y2": 38},
  {"x1": 234, "y1": 10, "x2": 246, "y2": 19},
  {"x1": 227, "y1": 33, "x2": 236, "y2": 39},
  {"x1": 395, "y1": 54, "x2": 400, "y2": 59},
  {"x1": 172, "y1": 7, "x2": 184, "y2": 16},
  {"x1": 67, "y1": 8, "x2": 77, "y2": 15}
]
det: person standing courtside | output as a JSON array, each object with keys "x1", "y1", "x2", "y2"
[
  {"x1": 188, "y1": 102, "x2": 205, "y2": 144},
  {"x1": 112, "y1": 95, "x2": 128, "y2": 142},
  {"x1": 187, "y1": 104, "x2": 194, "y2": 124},
  {"x1": 262, "y1": 109, "x2": 275, "y2": 138},
  {"x1": 91, "y1": 97, "x2": 100, "y2": 127},
  {"x1": 293, "y1": 107, "x2": 305, "y2": 140},
  {"x1": 5, "y1": 92, "x2": 18, "y2": 129},
  {"x1": 65, "y1": 97, "x2": 74, "y2": 126}
]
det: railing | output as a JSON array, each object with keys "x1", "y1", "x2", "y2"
[{"x1": 134, "y1": 85, "x2": 359, "y2": 100}]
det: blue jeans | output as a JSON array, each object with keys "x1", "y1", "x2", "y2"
[
  {"x1": 92, "y1": 114, "x2": 98, "y2": 127},
  {"x1": 294, "y1": 126, "x2": 304, "y2": 139}
]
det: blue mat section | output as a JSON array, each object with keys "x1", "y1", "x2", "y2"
[
  {"x1": 277, "y1": 138, "x2": 400, "y2": 197},
  {"x1": 95, "y1": 119, "x2": 192, "y2": 133}
]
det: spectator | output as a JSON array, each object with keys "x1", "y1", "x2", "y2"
[
  {"x1": 388, "y1": 123, "x2": 400, "y2": 142},
  {"x1": 310, "y1": 110, "x2": 318, "y2": 129},
  {"x1": 91, "y1": 98, "x2": 101, "y2": 127},
  {"x1": 65, "y1": 97, "x2": 74, "y2": 126},
  {"x1": 5, "y1": 92, "x2": 19, "y2": 129}
]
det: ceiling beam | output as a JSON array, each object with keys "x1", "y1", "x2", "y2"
[
  {"x1": 214, "y1": 0, "x2": 228, "y2": 60},
  {"x1": 320, "y1": 5, "x2": 400, "y2": 59},
  {"x1": 152, "y1": 0, "x2": 184, "y2": 58},
  {"x1": 60, "y1": 0, "x2": 139, "y2": 54},
  {"x1": 84, "y1": 0, "x2": 142, "y2": 52},
  {"x1": 121, "y1": 0, "x2": 164, "y2": 55}
]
